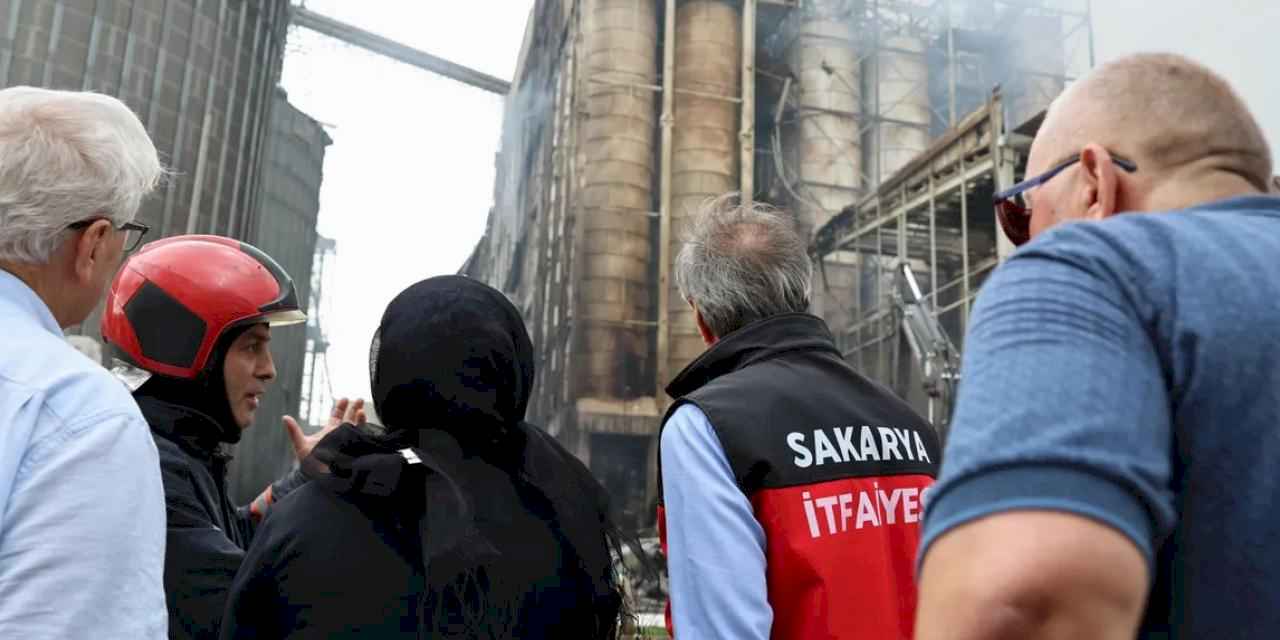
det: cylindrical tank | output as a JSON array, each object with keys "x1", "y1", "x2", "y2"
[
  {"x1": 577, "y1": 0, "x2": 657, "y2": 398},
  {"x1": 0, "y1": 0, "x2": 290, "y2": 240},
  {"x1": 786, "y1": 0, "x2": 859, "y2": 237},
  {"x1": 228, "y1": 90, "x2": 329, "y2": 503},
  {"x1": 783, "y1": 0, "x2": 858, "y2": 349},
  {"x1": 877, "y1": 34, "x2": 930, "y2": 179},
  {"x1": 669, "y1": 0, "x2": 740, "y2": 378}
]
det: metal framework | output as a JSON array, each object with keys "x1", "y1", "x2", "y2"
[
  {"x1": 781, "y1": 0, "x2": 1092, "y2": 429},
  {"x1": 300, "y1": 235, "x2": 336, "y2": 426},
  {"x1": 290, "y1": 5, "x2": 511, "y2": 95},
  {"x1": 463, "y1": 0, "x2": 1094, "y2": 524}
]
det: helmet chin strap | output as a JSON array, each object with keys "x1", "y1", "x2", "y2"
[{"x1": 110, "y1": 359, "x2": 153, "y2": 392}]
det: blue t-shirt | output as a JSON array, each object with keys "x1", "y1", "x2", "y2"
[{"x1": 920, "y1": 195, "x2": 1280, "y2": 638}]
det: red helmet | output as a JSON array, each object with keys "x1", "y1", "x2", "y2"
[{"x1": 102, "y1": 235, "x2": 306, "y2": 380}]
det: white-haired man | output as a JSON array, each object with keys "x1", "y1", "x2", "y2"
[
  {"x1": 657, "y1": 195, "x2": 941, "y2": 639},
  {"x1": 0, "y1": 87, "x2": 167, "y2": 638},
  {"x1": 916, "y1": 53, "x2": 1280, "y2": 639}
]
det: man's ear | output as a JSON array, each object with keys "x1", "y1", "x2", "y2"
[
  {"x1": 71, "y1": 219, "x2": 113, "y2": 284},
  {"x1": 689, "y1": 300, "x2": 717, "y2": 346},
  {"x1": 1079, "y1": 143, "x2": 1120, "y2": 220}
]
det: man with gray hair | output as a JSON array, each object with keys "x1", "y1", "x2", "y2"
[
  {"x1": 916, "y1": 53, "x2": 1280, "y2": 639},
  {"x1": 0, "y1": 87, "x2": 167, "y2": 638},
  {"x1": 657, "y1": 194, "x2": 940, "y2": 639}
]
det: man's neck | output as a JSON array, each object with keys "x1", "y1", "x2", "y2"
[
  {"x1": 1139, "y1": 171, "x2": 1264, "y2": 213},
  {"x1": 0, "y1": 261, "x2": 73, "y2": 329}
]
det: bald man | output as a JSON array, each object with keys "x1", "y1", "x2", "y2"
[{"x1": 915, "y1": 53, "x2": 1280, "y2": 640}]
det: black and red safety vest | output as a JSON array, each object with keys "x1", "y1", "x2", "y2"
[{"x1": 658, "y1": 313, "x2": 941, "y2": 639}]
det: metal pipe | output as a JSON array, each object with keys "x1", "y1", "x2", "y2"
[
  {"x1": 290, "y1": 5, "x2": 510, "y2": 95},
  {"x1": 1086, "y1": 0, "x2": 1096, "y2": 69},
  {"x1": 929, "y1": 170, "x2": 938, "y2": 310},
  {"x1": 227, "y1": 2, "x2": 265, "y2": 239},
  {"x1": 244, "y1": 5, "x2": 287, "y2": 240},
  {"x1": 209, "y1": 1, "x2": 250, "y2": 235},
  {"x1": 947, "y1": 0, "x2": 956, "y2": 127},
  {"x1": 160, "y1": 0, "x2": 205, "y2": 237},
  {"x1": 82, "y1": 0, "x2": 103, "y2": 90},
  {"x1": 656, "y1": 0, "x2": 676, "y2": 406},
  {"x1": 740, "y1": 0, "x2": 756, "y2": 201},
  {"x1": 0, "y1": 0, "x2": 23, "y2": 86},
  {"x1": 116, "y1": 0, "x2": 138, "y2": 98},
  {"x1": 187, "y1": 0, "x2": 229, "y2": 235},
  {"x1": 561, "y1": 4, "x2": 586, "y2": 409},
  {"x1": 585, "y1": 76, "x2": 742, "y2": 103},
  {"x1": 144, "y1": 0, "x2": 173, "y2": 134},
  {"x1": 41, "y1": 3, "x2": 64, "y2": 88}
]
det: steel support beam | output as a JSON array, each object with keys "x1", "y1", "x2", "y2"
[
  {"x1": 655, "y1": 0, "x2": 676, "y2": 411},
  {"x1": 291, "y1": 6, "x2": 511, "y2": 95},
  {"x1": 740, "y1": 0, "x2": 756, "y2": 201}
]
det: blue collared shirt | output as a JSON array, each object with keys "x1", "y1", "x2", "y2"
[
  {"x1": 920, "y1": 196, "x2": 1280, "y2": 637},
  {"x1": 0, "y1": 269, "x2": 167, "y2": 638},
  {"x1": 661, "y1": 403, "x2": 772, "y2": 640}
]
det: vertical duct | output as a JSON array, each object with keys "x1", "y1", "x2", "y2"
[
  {"x1": 785, "y1": 0, "x2": 859, "y2": 237},
  {"x1": 668, "y1": 0, "x2": 741, "y2": 378},
  {"x1": 877, "y1": 34, "x2": 930, "y2": 179},
  {"x1": 578, "y1": 0, "x2": 657, "y2": 398},
  {"x1": 784, "y1": 0, "x2": 859, "y2": 346}
]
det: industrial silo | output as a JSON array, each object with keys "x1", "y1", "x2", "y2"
[
  {"x1": 781, "y1": 0, "x2": 860, "y2": 349},
  {"x1": 577, "y1": 0, "x2": 658, "y2": 399},
  {"x1": 0, "y1": 0, "x2": 290, "y2": 241},
  {"x1": 227, "y1": 88, "x2": 329, "y2": 503},
  {"x1": 668, "y1": 0, "x2": 740, "y2": 378},
  {"x1": 1, "y1": 0, "x2": 291, "y2": 343}
]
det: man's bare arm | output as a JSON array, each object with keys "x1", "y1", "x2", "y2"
[{"x1": 916, "y1": 510, "x2": 1149, "y2": 640}]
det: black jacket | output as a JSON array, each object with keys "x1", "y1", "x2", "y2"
[
  {"x1": 220, "y1": 423, "x2": 617, "y2": 640},
  {"x1": 138, "y1": 395, "x2": 304, "y2": 640}
]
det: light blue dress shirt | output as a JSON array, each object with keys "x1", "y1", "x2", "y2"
[
  {"x1": 0, "y1": 269, "x2": 167, "y2": 638},
  {"x1": 660, "y1": 403, "x2": 772, "y2": 640}
]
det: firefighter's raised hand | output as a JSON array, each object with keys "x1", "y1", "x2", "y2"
[{"x1": 284, "y1": 397, "x2": 367, "y2": 461}]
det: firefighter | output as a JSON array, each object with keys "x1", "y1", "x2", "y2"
[
  {"x1": 657, "y1": 194, "x2": 941, "y2": 639},
  {"x1": 101, "y1": 234, "x2": 364, "y2": 640}
]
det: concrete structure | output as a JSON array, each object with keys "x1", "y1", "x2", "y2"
[
  {"x1": 1, "y1": 0, "x2": 293, "y2": 350},
  {"x1": 669, "y1": 0, "x2": 741, "y2": 386},
  {"x1": 1, "y1": 0, "x2": 290, "y2": 241},
  {"x1": 1, "y1": 1, "x2": 333, "y2": 501},
  {"x1": 464, "y1": 0, "x2": 1093, "y2": 529},
  {"x1": 228, "y1": 90, "x2": 331, "y2": 502}
]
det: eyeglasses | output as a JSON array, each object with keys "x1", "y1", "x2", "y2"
[
  {"x1": 993, "y1": 153, "x2": 1138, "y2": 246},
  {"x1": 67, "y1": 217, "x2": 151, "y2": 252}
]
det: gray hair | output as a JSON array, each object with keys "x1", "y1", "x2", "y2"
[
  {"x1": 674, "y1": 193, "x2": 813, "y2": 338},
  {"x1": 0, "y1": 87, "x2": 164, "y2": 265}
]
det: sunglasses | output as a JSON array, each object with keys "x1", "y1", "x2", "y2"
[
  {"x1": 67, "y1": 217, "x2": 151, "y2": 253},
  {"x1": 993, "y1": 153, "x2": 1138, "y2": 246}
]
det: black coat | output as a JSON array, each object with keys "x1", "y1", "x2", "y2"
[
  {"x1": 138, "y1": 395, "x2": 304, "y2": 640},
  {"x1": 220, "y1": 423, "x2": 616, "y2": 639}
]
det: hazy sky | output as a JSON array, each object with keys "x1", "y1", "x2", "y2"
[
  {"x1": 280, "y1": 0, "x2": 1279, "y2": 411},
  {"x1": 280, "y1": 0, "x2": 534, "y2": 407}
]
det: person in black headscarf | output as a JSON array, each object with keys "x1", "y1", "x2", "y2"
[{"x1": 219, "y1": 275, "x2": 630, "y2": 639}]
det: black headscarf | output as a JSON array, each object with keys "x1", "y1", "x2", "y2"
[
  {"x1": 134, "y1": 324, "x2": 254, "y2": 444},
  {"x1": 304, "y1": 275, "x2": 628, "y2": 639}
]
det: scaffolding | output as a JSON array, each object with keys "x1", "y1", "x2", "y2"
[
  {"x1": 764, "y1": 0, "x2": 1093, "y2": 430},
  {"x1": 300, "y1": 235, "x2": 337, "y2": 427}
]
